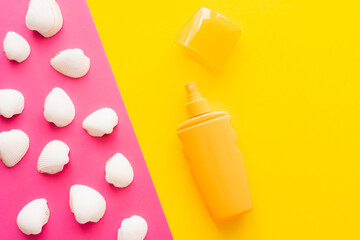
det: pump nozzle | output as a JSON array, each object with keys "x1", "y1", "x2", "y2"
[{"x1": 185, "y1": 82, "x2": 211, "y2": 118}]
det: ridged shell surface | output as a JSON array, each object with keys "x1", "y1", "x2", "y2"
[
  {"x1": 3, "y1": 31, "x2": 30, "y2": 62},
  {"x1": 117, "y1": 215, "x2": 148, "y2": 240},
  {"x1": 17, "y1": 198, "x2": 50, "y2": 235},
  {"x1": 105, "y1": 153, "x2": 134, "y2": 188},
  {"x1": 50, "y1": 48, "x2": 90, "y2": 78},
  {"x1": 69, "y1": 184, "x2": 106, "y2": 224},
  {"x1": 44, "y1": 87, "x2": 75, "y2": 127},
  {"x1": 37, "y1": 140, "x2": 70, "y2": 174},
  {"x1": 0, "y1": 89, "x2": 25, "y2": 118},
  {"x1": 82, "y1": 108, "x2": 118, "y2": 137},
  {"x1": 0, "y1": 129, "x2": 29, "y2": 167},
  {"x1": 25, "y1": 0, "x2": 63, "y2": 37}
]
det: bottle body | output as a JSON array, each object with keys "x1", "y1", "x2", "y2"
[{"x1": 177, "y1": 111, "x2": 252, "y2": 221}]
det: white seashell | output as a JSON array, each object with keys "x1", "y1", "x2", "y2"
[
  {"x1": 50, "y1": 48, "x2": 90, "y2": 78},
  {"x1": 0, "y1": 89, "x2": 25, "y2": 118},
  {"x1": 3, "y1": 31, "x2": 31, "y2": 63},
  {"x1": 117, "y1": 215, "x2": 148, "y2": 240},
  {"x1": 82, "y1": 108, "x2": 118, "y2": 137},
  {"x1": 25, "y1": 0, "x2": 63, "y2": 38},
  {"x1": 44, "y1": 87, "x2": 75, "y2": 127},
  {"x1": 69, "y1": 184, "x2": 106, "y2": 224},
  {"x1": 0, "y1": 129, "x2": 29, "y2": 167},
  {"x1": 105, "y1": 153, "x2": 134, "y2": 188},
  {"x1": 37, "y1": 140, "x2": 70, "y2": 174},
  {"x1": 17, "y1": 198, "x2": 50, "y2": 235}
]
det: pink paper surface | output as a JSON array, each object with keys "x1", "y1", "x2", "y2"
[{"x1": 0, "y1": 0, "x2": 172, "y2": 239}]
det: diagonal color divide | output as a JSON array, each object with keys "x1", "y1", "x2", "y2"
[{"x1": 0, "y1": 0, "x2": 173, "y2": 239}]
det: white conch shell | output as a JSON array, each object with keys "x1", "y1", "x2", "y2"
[
  {"x1": 37, "y1": 140, "x2": 70, "y2": 174},
  {"x1": 3, "y1": 31, "x2": 31, "y2": 63},
  {"x1": 44, "y1": 87, "x2": 75, "y2": 127},
  {"x1": 0, "y1": 89, "x2": 25, "y2": 118},
  {"x1": 17, "y1": 198, "x2": 50, "y2": 235},
  {"x1": 69, "y1": 184, "x2": 106, "y2": 224},
  {"x1": 50, "y1": 48, "x2": 90, "y2": 78},
  {"x1": 105, "y1": 153, "x2": 134, "y2": 188},
  {"x1": 0, "y1": 129, "x2": 29, "y2": 167},
  {"x1": 25, "y1": 0, "x2": 63, "y2": 38},
  {"x1": 117, "y1": 215, "x2": 148, "y2": 240},
  {"x1": 82, "y1": 108, "x2": 118, "y2": 137}
]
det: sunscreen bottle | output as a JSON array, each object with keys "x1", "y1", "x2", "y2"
[{"x1": 177, "y1": 82, "x2": 252, "y2": 221}]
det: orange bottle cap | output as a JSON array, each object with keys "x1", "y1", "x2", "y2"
[{"x1": 176, "y1": 7, "x2": 241, "y2": 70}]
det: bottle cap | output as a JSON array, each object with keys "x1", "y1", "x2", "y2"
[{"x1": 176, "y1": 7, "x2": 241, "y2": 70}]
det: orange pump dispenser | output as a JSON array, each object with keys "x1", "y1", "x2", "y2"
[{"x1": 177, "y1": 82, "x2": 252, "y2": 221}]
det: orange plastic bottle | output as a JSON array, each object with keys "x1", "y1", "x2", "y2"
[{"x1": 177, "y1": 82, "x2": 252, "y2": 221}]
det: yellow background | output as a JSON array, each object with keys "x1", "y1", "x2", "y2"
[{"x1": 87, "y1": 0, "x2": 360, "y2": 239}]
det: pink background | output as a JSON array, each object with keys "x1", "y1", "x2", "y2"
[{"x1": 0, "y1": 0, "x2": 172, "y2": 239}]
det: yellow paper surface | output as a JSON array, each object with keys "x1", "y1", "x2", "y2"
[{"x1": 88, "y1": 0, "x2": 360, "y2": 239}]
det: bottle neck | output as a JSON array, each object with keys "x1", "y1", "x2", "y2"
[
  {"x1": 186, "y1": 98, "x2": 211, "y2": 118},
  {"x1": 185, "y1": 82, "x2": 211, "y2": 118}
]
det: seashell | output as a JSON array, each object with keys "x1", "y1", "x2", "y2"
[
  {"x1": 44, "y1": 87, "x2": 75, "y2": 127},
  {"x1": 37, "y1": 140, "x2": 70, "y2": 174},
  {"x1": 82, "y1": 108, "x2": 118, "y2": 137},
  {"x1": 105, "y1": 153, "x2": 134, "y2": 188},
  {"x1": 117, "y1": 215, "x2": 148, "y2": 240},
  {"x1": 3, "y1": 31, "x2": 31, "y2": 63},
  {"x1": 50, "y1": 48, "x2": 90, "y2": 78},
  {"x1": 17, "y1": 198, "x2": 50, "y2": 235},
  {"x1": 69, "y1": 184, "x2": 106, "y2": 224},
  {"x1": 0, "y1": 89, "x2": 25, "y2": 118},
  {"x1": 0, "y1": 129, "x2": 29, "y2": 167},
  {"x1": 25, "y1": 0, "x2": 63, "y2": 38}
]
